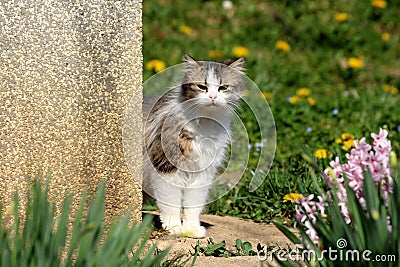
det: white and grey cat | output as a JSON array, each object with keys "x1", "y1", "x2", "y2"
[{"x1": 143, "y1": 54, "x2": 245, "y2": 238}]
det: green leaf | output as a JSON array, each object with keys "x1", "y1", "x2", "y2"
[
  {"x1": 241, "y1": 241, "x2": 253, "y2": 255},
  {"x1": 235, "y1": 238, "x2": 243, "y2": 250}
]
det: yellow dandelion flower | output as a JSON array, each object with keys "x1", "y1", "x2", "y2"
[
  {"x1": 337, "y1": 133, "x2": 355, "y2": 151},
  {"x1": 341, "y1": 133, "x2": 355, "y2": 141},
  {"x1": 275, "y1": 40, "x2": 291, "y2": 52},
  {"x1": 335, "y1": 138, "x2": 343, "y2": 144},
  {"x1": 283, "y1": 193, "x2": 302, "y2": 203},
  {"x1": 347, "y1": 57, "x2": 364, "y2": 69},
  {"x1": 296, "y1": 88, "x2": 311, "y2": 97},
  {"x1": 372, "y1": 0, "x2": 387, "y2": 8},
  {"x1": 382, "y1": 32, "x2": 391, "y2": 42},
  {"x1": 179, "y1": 25, "x2": 193, "y2": 35},
  {"x1": 335, "y1": 12, "x2": 348, "y2": 22},
  {"x1": 232, "y1": 46, "x2": 249, "y2": 57},
  {"x1": 383, "y1": 84, "x2": 398, "y2": 94},
  {"x1": 342, "y1": 140, "x2": 355, "y2": 151},
  {"x1": 208, "y1": 50, "x2": 224, "y2": 58},
  {"x1": 306, "y1": 97, "x2": 316, "y2": 106},
  {"x1": 289, "y1": 95, "x2": 302, "y2": 104},
  {"x1": 145, "y1": 59, "x2": 166, "y2": 73},
  {"x1": 314, "y1": 149, "x2": 331, "y2": 159},
  {"x1": 262, "y1": 92, "x2": 272, "y2": 100}
]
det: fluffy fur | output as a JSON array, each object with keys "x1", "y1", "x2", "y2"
[{"x1": 143, "y1": 54, "x2": 245, "y2": 238}]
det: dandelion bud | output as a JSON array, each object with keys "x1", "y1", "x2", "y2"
[
  {"x1": 302, "y1": 152, "x2": 313, "y2": 163},
  {"x1": 371, "y1": 209, "x2": 380, "y2": 221},
  {"x1": 390, "y1": 151, "x2": 398, "y2": 167},
  {"x1": 327, "y1": 167, "x2": 336, "y2": 179}
]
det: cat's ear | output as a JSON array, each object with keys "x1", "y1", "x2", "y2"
[
  {"x1": 183, "y1": 53, "x2": 199, "y2": 67},
  {"x1": 225, "y1": 58, "x2": 246, "y2": 73}
]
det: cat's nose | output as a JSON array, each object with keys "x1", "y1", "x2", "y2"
[{"x1": 209, "y1": 93, "x2": 217, "y2": 100}]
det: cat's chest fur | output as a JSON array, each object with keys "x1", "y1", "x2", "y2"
[{"x1": 184, "y1": 116, "x2": 230, "y2": 172}]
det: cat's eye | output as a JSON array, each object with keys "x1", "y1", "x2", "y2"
[
  {"x1": 218, "y1": 85, "x2": 229, "y2": 92},
  {"x1": 196, "y1": 84, "x2": 208, "y2": 92}
]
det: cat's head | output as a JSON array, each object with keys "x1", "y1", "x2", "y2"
[{"x1": 180, "y1": 54, "x2": 245, "y2": 112}]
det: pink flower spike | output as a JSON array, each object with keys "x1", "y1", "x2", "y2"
[
  {"x1": 354, "y1": 137, "x2": 371, "y2": 150},
  {"x1": 296, "y1": 129, "x2": 394, "y2": 246},
  {"x1": 371, "y1": 128, "x2": 388, "y2": 141}
]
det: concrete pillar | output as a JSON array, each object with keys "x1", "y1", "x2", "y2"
[{"x1": 0, "y1": 1, "x2": 142, "y2": 221}]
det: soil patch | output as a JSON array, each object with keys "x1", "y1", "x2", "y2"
[{"x1": 145, "y1": 212, "x2": 295, "y2": 266}]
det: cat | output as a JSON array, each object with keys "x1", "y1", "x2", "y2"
[{"x1": 143, "y1": 54, "x2": 245, "y2": 238}]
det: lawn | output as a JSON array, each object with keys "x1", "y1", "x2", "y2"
[{"x1": 143, "y1": 0, "x2": 400, "y2": 223}]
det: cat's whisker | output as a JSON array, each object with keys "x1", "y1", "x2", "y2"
[{"x1": 225, "y1": 103, "x2": 242, "y2": 118}]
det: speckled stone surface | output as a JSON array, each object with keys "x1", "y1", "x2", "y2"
[{"x1": 0, "y1": 1, "x2": 142, "y2": 222}]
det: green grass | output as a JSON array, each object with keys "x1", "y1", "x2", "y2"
[{"x1": 143, "y1": 0, "x2": 400, "y2": 222}]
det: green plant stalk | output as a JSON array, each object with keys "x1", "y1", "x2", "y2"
[{"x1": 0, "y1": 180, "x2": 171, "y2": 267}]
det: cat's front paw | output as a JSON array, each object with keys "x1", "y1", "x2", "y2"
[
  {"x1": 166, "y1": 225, "x2": 184, "y2": 237},
  {"x1": 165, "y1": 225, "x2": 206, "y2": 239},
  {"x1": 180, "y1": 225, "x2": 206, "y2": 239}
]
